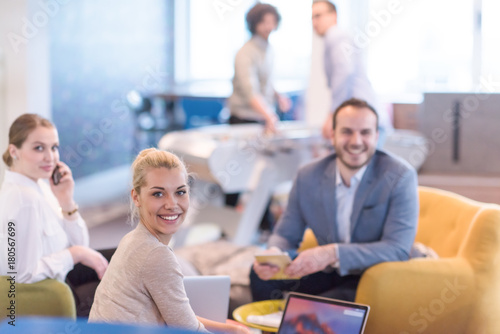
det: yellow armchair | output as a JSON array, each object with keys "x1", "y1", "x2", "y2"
[
  {"x1": 299, "y1": 186, "x2": 500, "y2": 333},
  {"x1": 0, "y1": 277, "x2": 76, "y2": 321},
  {"x1": 356, "y1": 186, "x2": 500, "y2": 334}
]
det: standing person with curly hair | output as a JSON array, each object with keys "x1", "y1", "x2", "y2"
[{"x1": 227, "y1": 2, "x2": 292, "y2": 134}]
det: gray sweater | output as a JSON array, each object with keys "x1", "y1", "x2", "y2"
[
  {"x1": 227, "y1": 35, "x2": 277, "y2": 121},
  {"x1": 89, "y1": 223, "x2": 208, "y2": 332}
]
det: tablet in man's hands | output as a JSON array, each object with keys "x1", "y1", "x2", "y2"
[{"x1": 255, "y1": 252, "x2": 299, "y2": 280}]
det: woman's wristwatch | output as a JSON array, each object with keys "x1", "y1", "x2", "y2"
[{"x1": 62, "y1": 205, "x2": 79, "y2": 216}]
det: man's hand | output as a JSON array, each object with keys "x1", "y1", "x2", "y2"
[
  {"x1": 284, "y1": 245, "x2": 337, "y2": 278},
  {"x1": 264, "y1": 113, "x2": 279, "y2": 135},
  {"x1": 249, "y1": 95, "x2": 279, "y2": 134},
  {"x1": 252, "y1": 247, "x2": 282, "y2": 280},
  {"x1": 322, "y1": 113, "x2": 334, "y2": 139},
  {"x1": 277, "y1": 94, "x2": 292, "y2": 113}
]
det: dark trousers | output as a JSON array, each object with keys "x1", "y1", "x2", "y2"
[
  {"x1": 228, "y1": 115, "x2": 262, "y2": 126},
  {"x1": 250, "y1": 265, "x2": 361, "y2": 302},
  {"x1": 65, "y1": 248, "x2": 115, "y2": 318}
]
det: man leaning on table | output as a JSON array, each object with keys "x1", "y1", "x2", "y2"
[{"x1": 250, "y1": 98, "x2": 419, "y2": 302}]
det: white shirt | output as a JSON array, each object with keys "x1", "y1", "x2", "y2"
[
  {"x1": 0, "y1": 170, "x2": 88, "y2": 283},
  {"x1": 335, "y1": 160, "x2": 367, "y2": 244},
  {"x1": 323, "y1": 25, "x2": 393, "y2": 134}
]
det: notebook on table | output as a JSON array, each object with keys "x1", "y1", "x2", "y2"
[
  {"x1": 183, "y1": 275, "x2": 231, "y2": 323},
  {"x1": 277, "y1": 292, "x2": 370, "y2": 334}
]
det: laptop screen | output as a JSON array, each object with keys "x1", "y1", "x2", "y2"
[{"x1": 277, "y1": 292, "x2": 369, "y2": 334}]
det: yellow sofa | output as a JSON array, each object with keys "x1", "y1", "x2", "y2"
[
  {"x1": 301, "y1": 186, "x2": 500, "y2": 334},
  {"x1": 0, "y1": 277, "x2": 76, "y2": 321}
]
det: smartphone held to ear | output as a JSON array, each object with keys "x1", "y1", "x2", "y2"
[{"x1": 52, "y1": 166, "x2": 62, "y2": 185}]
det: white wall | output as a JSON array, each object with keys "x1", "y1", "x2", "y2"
[
  {"x1": 0, "y1": 0, "x2": 52, "y2": 184},
  {"x1": 304, "y1": 34, "x2": 331, "y2": 128},
  {"x1": 304, "y1": 0, "x2": 365, "y2": 128},
  {"x1": 0, "y1": 0, "x2": 29, "y2": 184},
  {"x1": 25, "y1": 0, "x2": 51, "y2": 120}
]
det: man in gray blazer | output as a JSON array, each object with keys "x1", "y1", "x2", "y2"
[{"x1": 250, "y1": 98, "x2": 419, "y2": 302}]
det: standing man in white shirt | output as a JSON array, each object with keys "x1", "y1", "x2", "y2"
[{"x1": 312, "y1": 0, "x2": 393, "y2": 144}]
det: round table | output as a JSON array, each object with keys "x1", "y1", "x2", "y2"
[{"x1": 232, "y1": 299, "x2": 285, "y2": 333}]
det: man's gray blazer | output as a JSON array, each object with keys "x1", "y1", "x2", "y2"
[{"x1": 268, "y1": 150, "x2": 419, "y2": 276}]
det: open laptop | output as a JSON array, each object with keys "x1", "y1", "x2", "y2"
[
  {"x1": 183, "y1": 275, "x2": 231, "y2": 323},
  {"x1": 277, "y1": 292, "x2": 370, "y2": 334}
]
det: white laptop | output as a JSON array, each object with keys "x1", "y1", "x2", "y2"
[
  {"x1": 183, "y1": 275, "x2": 231, "y2": 323},
  {"x1": 277, "y1": 292, "x2": 370, "y2": 334}
]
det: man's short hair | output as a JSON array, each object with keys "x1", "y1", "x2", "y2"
[
  {"x1": 246, "y1": 3, "x2": 281, "y2": 35},
  {"x1": 333, "y1": 98, "x2": 379, "y2": 130},
  {"x1": 312, "y1": 0, "x2": 337, "y2": 13}
]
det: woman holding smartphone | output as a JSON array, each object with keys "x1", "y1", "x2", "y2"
[
  {"x1": 0, "y1": 114, "x2": 108, "y2": 314},
  {"x1": 89, "y1": 148, "x2": 249, "y2": 333}
]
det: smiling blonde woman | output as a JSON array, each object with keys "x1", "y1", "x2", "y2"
[{"x1": 89, "y1": 148, "x2": 250, "y2": 334}]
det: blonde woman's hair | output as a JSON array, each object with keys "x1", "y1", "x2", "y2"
[
  {"x1": 130, "y1": 148, "x2": 189, "y2": 223},
  {"x1": 2, "y1": 114, "x2": 55, "y2": 167}
]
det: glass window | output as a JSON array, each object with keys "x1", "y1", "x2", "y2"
[
  {"x1": 264, "y1": 0, "x2": 312, "y2": 80},
  {"x1": 188, "y1": 0, "x2": 248, "y2": 81},
  {"x1": 185, "y1": 0, "x2": 312, "y2": 82},
  {"x1": 367, "y1": 0, "x2": 475, "y2": 95},
  {"x1": 184, "y1": 0, "x2": 500, "y2": 95},
  {"x1": 481, "y1": 0, "x2": 500, "y2": 89}
]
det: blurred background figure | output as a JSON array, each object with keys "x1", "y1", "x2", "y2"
[
  {"x1": 227, "y1": 2, "x2": 292, "y2": 134},
  {"x1": 311, "y1": 0, "x2": 393, "y2": 144}
]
